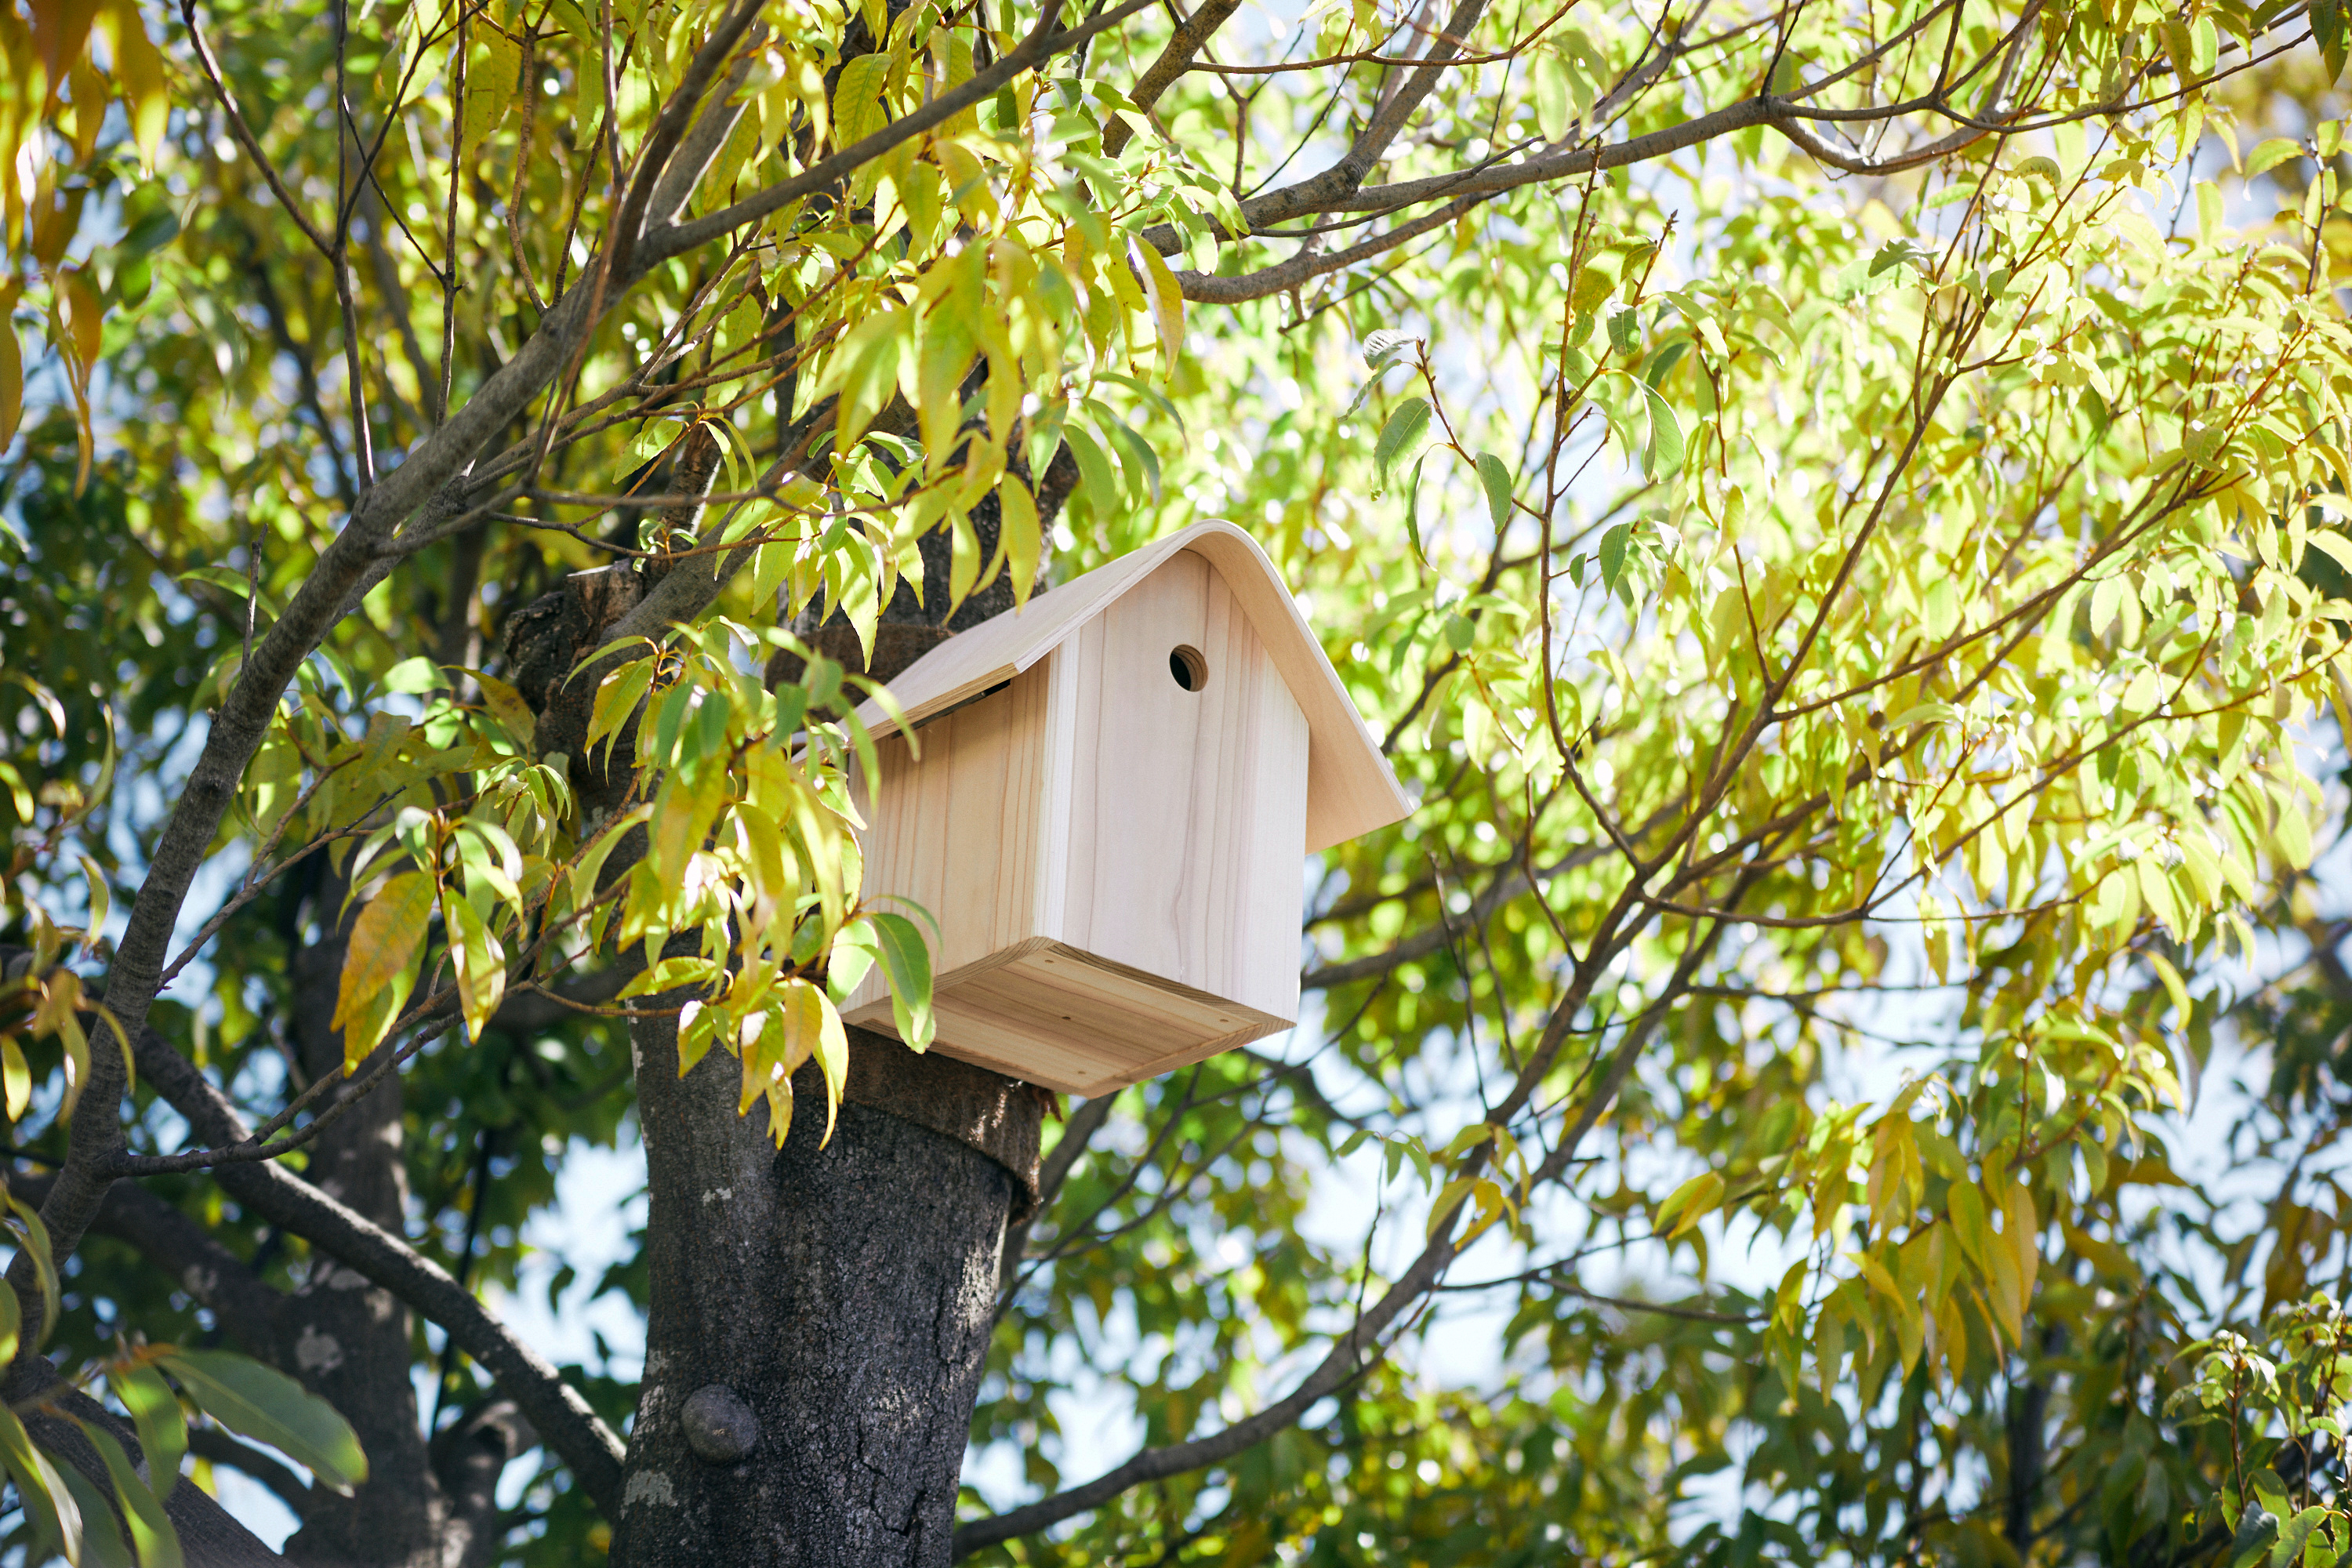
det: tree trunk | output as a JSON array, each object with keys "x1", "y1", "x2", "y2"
[
  {"x1": 609, "y1": 1028, "x2": 1040, "y2": 1566},
  {"x1": 274, "y1": 887, "x2": 443, "y2": 1568}
]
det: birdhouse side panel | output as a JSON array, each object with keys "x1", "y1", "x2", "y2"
[
  {"x1": 842, "y1": 669, "x2": 1055, "y2": 1021},
  {"x1": 1051, "y1": 550, "x2": 1310, "y2": 1024}
]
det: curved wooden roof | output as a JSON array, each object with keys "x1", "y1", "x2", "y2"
[{"x1": 853, "y1": 521, "x2": 1414, "y2": 852}]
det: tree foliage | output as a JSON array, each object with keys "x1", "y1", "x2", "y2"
[{"x1": 5, "y1": 0, "x2": 2352, "y2": 1557}]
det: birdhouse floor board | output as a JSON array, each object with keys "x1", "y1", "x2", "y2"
[{"x1": 844, "y1": 938, "x2": 1292, "y2": 1098}]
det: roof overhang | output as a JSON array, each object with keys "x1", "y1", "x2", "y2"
[{"x1": 851, "y1": 521, "x2": 1414, "y2": 852}]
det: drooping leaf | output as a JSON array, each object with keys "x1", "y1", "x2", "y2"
[
  {"x1": 1374, "y1": 397, "x2": 1432, "y2": 488},
  {"x1": 157, "y1": 1348, "x2": 369, "y2": 1495},
  {"x1": 331, "y1": 872, "x2": 435, "y2": 1033},
  {"x1": 867, "y1": 909, "x2": 935, "y2": 1053}
]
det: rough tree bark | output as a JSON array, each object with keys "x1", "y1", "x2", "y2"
[
  {"x1": 609, "y1": 1032, "x2": 1041, "y2": 1565},
  {"x1": 498, "y1": 425, "x2": 1072, "y2": 1566}
]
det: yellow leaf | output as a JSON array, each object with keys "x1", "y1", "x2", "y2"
[
  {"x1": 331, "y1": 873, "x2": 435, "y2": 1031},
  {"x1": 2147, "y1": 949, "x2": 2193, "y2": 1024},
  {"x1": 2137, "y1": 857, "x2": 2186, "y2": 939},
  {"x1": 2310, "y1": 527, "x2": 2352, "y2": 576},
  {"x1": 1947, "y1": 1180, "x2": 1991, "y2": 1272},
  {"x1": 2002, "y1": 1180, "x2": 2039, "y2": 1308},
  {"x1": 0, "y1": 1036, "x2": 27, "y2": 1122},
  {"x1": 58, "y1": 268, "x2": 102, "y2": 370},
  {"x1": 831, "y1": 53, "x2": 889, "y2": 152},
  {"x1": 56, "y1": 1009, "x2": 89, "y2": 1124},
  {"x1": 443, "y1": 892, "x2": 506, "y2": 1042},
  {"x1": 475, "y1": 672, "x2": 537, "y2": 746},
  {"x1": 996, "y1": 479, "x2": 1040, "y2": 609},
  {"x1": 1852, "y1": 1249, "x2": 1923, "y2": 1368},
  {"x1": 99, "y1": 0, "x2": 165, "y2": 166},
  {"x1": 460, "y1": 27, "x2": 521, "y2": 151},
  {"x1": 819, "y1": 306, "x2": 909, "y2": 456},
  {"x1": 1657, "y1": 1170, "x2": 1724, "y2": 1240},
  {"x1": 648, "y1": 767, "x2": 727, "y2": 884},
  {"x1": 1132, "y1": 240, "x2": 1185, "y2": 376},
  {"x1": 909, "y1": 305, "x2": 975, "y2": 463},
  {"x1": 805, "y1": 984, "x2": 848, "y2": 1145}
]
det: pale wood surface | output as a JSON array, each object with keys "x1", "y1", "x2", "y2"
[
  {"x1": 1054, "y1": 551, "x2": 1308, "y2": 1023},
  {"x1": 842, "y1": 665, "x2": 1053, "y2": 1022},
  {"x1": 844, "y1": 939, "x2": 1290, "y2": 1098},
  {"x1": 850, "y1": 522, "x2": 1413, "y2": 851}
]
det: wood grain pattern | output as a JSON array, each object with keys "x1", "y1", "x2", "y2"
[
  {"x1": 1056, "y1": 551, "x2": 1308, "y2": 1022},
  {"x1": 844, "y1": 940, "x2": 1290, "y2": 1098},
  {"x1": 850, "y1": 521, "x2": 1413, "y2": 851},
  {"x1": 843, "y1": 665, "x2": 1053, "y2": 1021},
  {"x1": 844, "y1": 542, "x2": 1366, "y2": 1094}
]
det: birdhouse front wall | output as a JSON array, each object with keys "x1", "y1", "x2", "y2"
[{"x1": 843, "y1": 549, "x2": 1312, "y2": 1096}]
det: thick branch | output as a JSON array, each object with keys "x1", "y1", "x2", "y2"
[
  {"x1": 129, "y1": 1029, "x2": 630, "y2": 1514},
  {"x1": 8, "y1": 1167, "x2": 285, "y2": 1357},
  {"x1": 1100, "y1": 0, "x2": 1246, "y2": 156}
]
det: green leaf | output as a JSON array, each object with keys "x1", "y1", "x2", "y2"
[
  {"x1": 2245, "y1": 136, "x2": 2307, "y2": 179},
  {"x1": 2233, "y1": 1500, "x2": 2281, "y2": 1568},
  {"x1": 2269, "y1": 1505, "x2": 2325, "y2": 1566},
  {"x1": 1375, "y1": 397, "x2": 1432, "y2": 487},
  {"x1": 381, "y1": 655, "x2": 442, "y2": 695},
  {"x1": 2315, "y1": 0, "x2": 2349, "y2": 84},
  {"x1": 868, "y1": 910, "x2": 935, "y2": 1051},
  {"x1": 586, "y1": 655, "x2": 657, "y2": 760},
  {"x1": 0, "y1": 1403, "x2": 82, "y2": 1561},
  {"x1": 7, "y1": 1192, "x2": 59, "y2": 1347},
  {"x1": 78, "y1": 1418, "x2": 180, "y2": 1568},
  {"x1": 1475, "y1": 451, "x2": 1512, "y2": 531},
  {"x1": 111, "y1": 1363, "x2": 188, "y2": 1509},
  {"x1": 158, "y1": 1348, "x2": 369, "y2": 1495},
  {"x1": 822, "y1": 307, "x2": 910, "y2": 457},
  {"x1": 1061, "y1": 419, "x2": 1120, "y2": 522},
  {"x1": 1639, "y1": 381, "x2": 1686, "y2": 476},
  {"x1": 1657, "y1": 1171, "x2": 1725, "y2": 1239},
  {"x1": 1598, "y1": 523, "x2": 1632, "y2": 593},
  {"x1": 441, "y1": 888, "x2": 507, "y2": 1042},
  {"x1": 1403, "y1": 456, "x2": 1427, "y2": 561},
  {"x1": 460, "y1": 27, "x2": 522, "y2": 150},
  {"x1": 1606, "y1": 304, "x2": 1640, "y2": 356}
]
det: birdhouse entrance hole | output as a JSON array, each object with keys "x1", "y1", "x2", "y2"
[{"x1": 1169, "y1": 644, "x2": 1207, "y2": 691}]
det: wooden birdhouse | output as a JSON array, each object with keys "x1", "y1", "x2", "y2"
[{"x1": 840, "y1": 521, "x2": 1413, "y2": 1098}]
